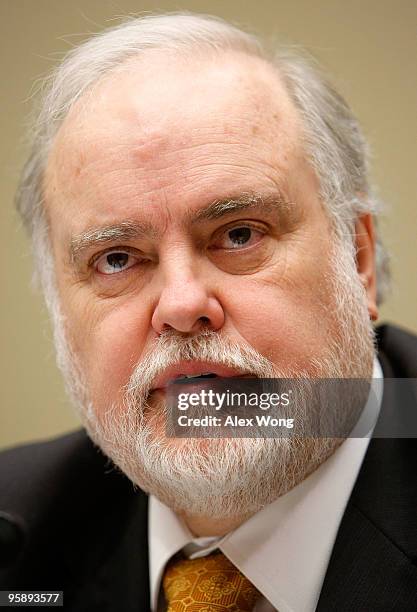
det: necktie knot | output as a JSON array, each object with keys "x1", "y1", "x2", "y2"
[{"x1": 163, "y1": 550, "x2": 261, "y2": 611}]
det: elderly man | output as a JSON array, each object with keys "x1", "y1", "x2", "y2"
[{"x1": 0, "y1": 12, "x2": 416, "y2": 612}]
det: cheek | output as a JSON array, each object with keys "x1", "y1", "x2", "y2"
[
  {"x1": 64, "y1": 296, "x2": 150, "y2": 411},
  {"x1": 222, "y1": 262, "x2": 337, "y2": 369}
]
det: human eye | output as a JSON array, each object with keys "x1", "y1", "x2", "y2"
[
  {"x1": 211, "y1": 224, "x2": 266, "y2": 250},
  {"x1": 93, "y1": 249, "x2": 140, "y2": 275}
]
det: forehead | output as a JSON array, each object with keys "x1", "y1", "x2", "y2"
[{"x1": 44, "y1": 51, "x2": 303, "y2": 228}]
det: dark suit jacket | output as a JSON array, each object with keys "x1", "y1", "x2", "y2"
[{"x1": 1, "y1": 324, "x2": 416, "y2": 611}]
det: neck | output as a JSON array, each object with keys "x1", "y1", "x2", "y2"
[{"x1": 178, "y1": 511, "x2": 252, "y2": 537}]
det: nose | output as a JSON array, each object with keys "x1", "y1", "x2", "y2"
[{"x1": 151, "y1": 260, "x2": 225, "y2": 335}]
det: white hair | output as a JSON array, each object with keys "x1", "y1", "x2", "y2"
[{"x1": 16, "y1": 11, "x2": 389, "y2": 306}]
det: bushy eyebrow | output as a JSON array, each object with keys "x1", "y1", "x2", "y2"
[
  {"x1": 69, "y1": 191, "x2": 294, "y2": 264},
  {"x1": 188, "y1": 192, "x2": 292, "y2": 222},
  {"x1": 70, "y1": 220, "x2": 157, "y2": 263}
]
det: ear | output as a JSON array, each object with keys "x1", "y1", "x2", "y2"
[{"x1": 355, "y1": 214, "x2": 378, "y2": 321}]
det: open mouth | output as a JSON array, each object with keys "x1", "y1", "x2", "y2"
[
  {"x1": 172, "y1": 372, "x2": 219, "y2": 384},
  {"x1": 150, "y1": 362, "x2": 255, "y2": 393}
]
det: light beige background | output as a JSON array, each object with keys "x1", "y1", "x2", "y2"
[{"x1": 1, "y1": 0, "x2": 416, "y2": 450}]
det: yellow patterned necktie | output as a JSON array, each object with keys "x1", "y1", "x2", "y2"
[{"x1": 162, "y1": 550, "x2": 261, "y2": 611}]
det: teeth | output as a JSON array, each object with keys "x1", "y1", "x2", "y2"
[{"x1": 180, "y1": 372, "x2": 216, "y2": 379}]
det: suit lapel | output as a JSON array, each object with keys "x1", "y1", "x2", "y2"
[
  {"x1": 317, "y1": 335, "x2": 417, "y2": 610},
  {"x1": 60, "y1": 450, "x2": 151, "y2": 612},
  {"x1": 86, "y1": 491, "x2": 150, "y2": 612},
  {"x1": 317, "y1": 471, "x2": 417, "y2": 610},
  {"x1": 0, "y1": 431, "x2": 151, "y2": 612}
]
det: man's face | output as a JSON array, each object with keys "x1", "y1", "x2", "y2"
[{"x1": 43, "y1": 52, "x2": 375, "y2": 518}]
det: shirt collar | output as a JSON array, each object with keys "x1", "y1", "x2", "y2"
[{"x1": 149, "y1": 358, "x2": 383, "y2": 612}]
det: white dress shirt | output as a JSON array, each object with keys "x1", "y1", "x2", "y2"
[{"x1": 149, "y1": 359, "x2": 383, "y2": 612}]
